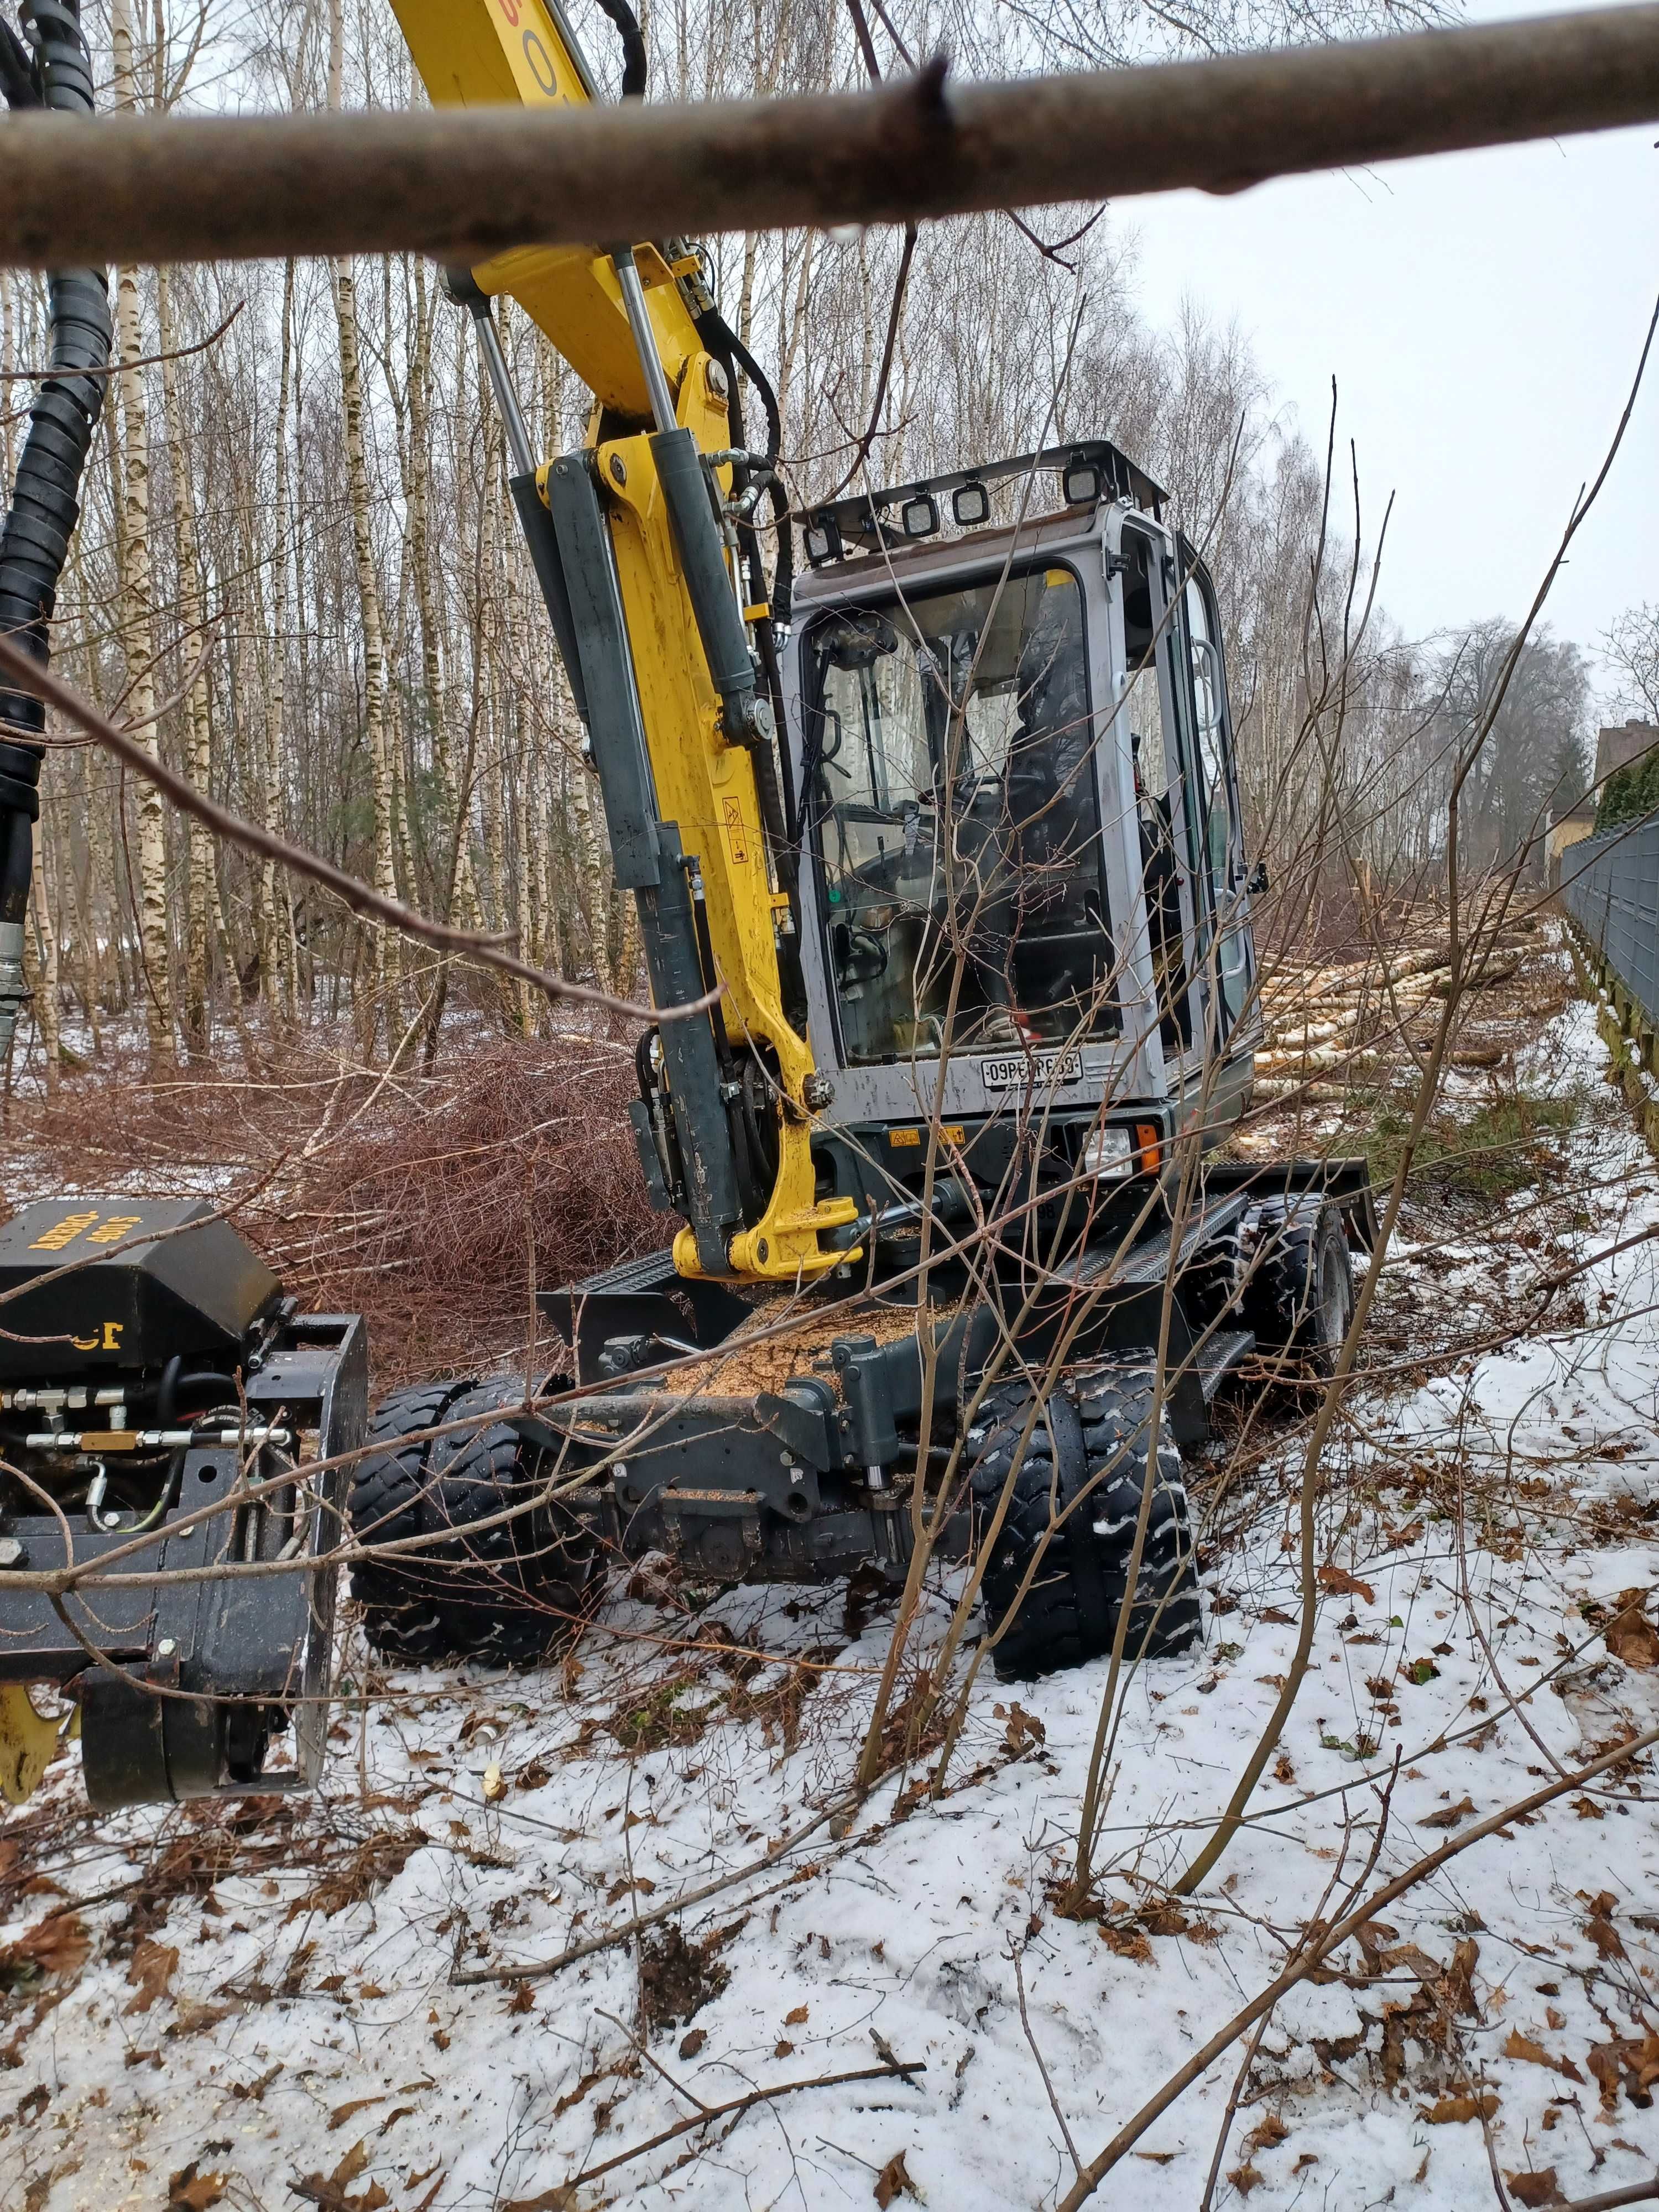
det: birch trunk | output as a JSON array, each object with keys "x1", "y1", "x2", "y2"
[
  {"x1": 406, "y1": 258, "x2": 479, "y2": 932},
  {"x1": 264, "y1": 258, "x2": 298, "y2": 1019},
  {"x1": 156, "y1": 266, "x2": 217, "y2": 1061},
  {"x1": 111, "y1": 0, "x2": 174, "y2": 1073},
  {"x1": 330, "y1": 0, "x2": 398, "y2": 1048}
]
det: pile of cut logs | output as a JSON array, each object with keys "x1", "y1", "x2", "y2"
[{"x1": 1251, "y1": 918, "x2": 1540, "y2": 1106}]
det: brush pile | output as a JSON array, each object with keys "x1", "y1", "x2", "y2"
[{"x1": 3, "y1": 1024, "x2": 659, "y2": 1388}]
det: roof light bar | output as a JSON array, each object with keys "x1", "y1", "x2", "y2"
[{"x1": 798, "y1": 438, "x2": 1165, "y2": 566}]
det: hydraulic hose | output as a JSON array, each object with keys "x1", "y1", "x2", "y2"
[
  {"x1": 690, "y1": 299, "x2": 794, "y2": 629},
  {"x1": 0, "y1": 0, "x2": 111, "y2": 1056},
  {"x1": 593, "y1": 0, "x2": 646, "y2": 98}
]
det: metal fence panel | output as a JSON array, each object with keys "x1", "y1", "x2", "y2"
[{"x1": 1561, "y1": 810, "x2": 1659, "y2": 1031}]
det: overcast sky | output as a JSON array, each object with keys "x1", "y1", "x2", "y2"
[{"x1": 1121, "y1": 0, "x2": 1657, "y2": 711}]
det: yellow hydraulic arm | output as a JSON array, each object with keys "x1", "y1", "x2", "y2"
[{"x1": 389, "y1": 0, "x2": 856, "y2": 1282}]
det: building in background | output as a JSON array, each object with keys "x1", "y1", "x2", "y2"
[
  {"x1": 1548, "y1": 719, "x2": 1658, "y2": 884},
  {"x1": 1595, "y1": 719, "x2": 1659, "y2": 790}
]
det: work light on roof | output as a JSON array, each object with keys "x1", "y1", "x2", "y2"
[
  {"x1": 899, "y1": 493, "x2": 938, "y2": 539},
  {"x1": 952, "y1": 481, "x2": 990, "y2": 527},
  {"x1": 804, "y1": 511, "x2": 842, "y2": 566},
  {"x1": 1062, "y1": 457, "x2": 1102, "y2": 507}
]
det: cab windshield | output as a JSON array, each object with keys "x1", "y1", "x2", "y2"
[{"x1": 807, "y1": 564, "x2": 1118, "y2": 1066}]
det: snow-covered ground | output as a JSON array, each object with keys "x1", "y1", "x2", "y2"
[{"x1": 6, "y1": 948, "x2": 1659, "y2": 2212}]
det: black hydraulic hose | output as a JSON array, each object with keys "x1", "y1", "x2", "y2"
[
  {"x1": 594, "y1": 0, "x2": 646, "y2": 98},
  {"x1": 691, "y1": 301, "x2": 794, "y2": 625},
  {"x1": 690, "y1": 296, "x2": 798, "y2": 861},
  {"x1": 155, "y1": 1357, "x2": 240, "y2": 1427},
  {"x1": 699, "y1": 307, "x2": 781, "y2": 466},
  {"x1": 0, "y1": 0, "x2": 110, "y2": 1035}
]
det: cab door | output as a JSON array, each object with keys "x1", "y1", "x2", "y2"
[
  {"x1": 1176, "y1": 554, "x2": 1256, "y2": 1051},
  {"x1": 1113, "y1": 519, "x2": 1206, "y2": 1067}
]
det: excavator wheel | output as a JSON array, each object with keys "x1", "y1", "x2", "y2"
[
  {"x1": 1243, "y1": 1200, "x2": 1354, "y2": 1381},
  {"x1": 969, "y1": 1368, "x2": 1201, "y2": 1682},
  {"x1": 350, "y1": 1376, "x2": 597, "y2": 1665}
]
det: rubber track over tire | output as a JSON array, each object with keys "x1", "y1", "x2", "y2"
[
  {"x1": 349, "y1": 1380, "x2": 473, "y2": 1661},
  {"x1": 969, "y1": 1366, "x2": 1202, "y2": 1682},
  {"x1": 350, "y1": 1377, "x2": 595, "y2": 1665}
]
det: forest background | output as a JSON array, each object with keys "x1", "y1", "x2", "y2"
[{"x1": 3, "y1": 0, "x2": 1652, "y2": 1087}]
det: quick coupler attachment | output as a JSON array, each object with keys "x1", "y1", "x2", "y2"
[{"x1": 0, "y1": 1198, "x2": 367, "y2": 1808}]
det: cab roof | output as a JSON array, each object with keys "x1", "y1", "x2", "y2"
[{"x1": 798, "y1": 439, "x2": 1166, "y2": 577}]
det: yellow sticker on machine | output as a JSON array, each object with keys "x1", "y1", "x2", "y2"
[
  {"x1": 29, "y1": 1209, "x2": 100, "y2": 1251},
  {"x1": 28, "y1": 1209, "x2": 144, "y2": 1253}
]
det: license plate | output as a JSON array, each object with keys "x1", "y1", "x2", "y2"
[{"x1": 978, "y1": 1047, "x2": 1084, "y2": 1091}]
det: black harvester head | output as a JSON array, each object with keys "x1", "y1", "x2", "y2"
[{"x1": 0, "y1": 1199, "x2": 365, "y2": 1808}]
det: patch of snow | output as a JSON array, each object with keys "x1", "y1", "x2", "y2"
[{"x1": 6, "y1": 974, "x2": 1659, "y2": 2212}]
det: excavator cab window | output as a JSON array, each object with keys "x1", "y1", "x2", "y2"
[
  {"x1": 1181, "y1": 563, "x2": 1254, "y2": 1038},
  {"x1": 806, "y1": 563, "x2": 1120, "y2": 1066}
]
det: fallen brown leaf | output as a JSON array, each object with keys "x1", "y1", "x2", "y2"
[
  {"x1": 874, "y1": 2152, "x2": 915, "y2": 2208},
  {"x1": 678, "y1": 2029, "x2": 707, "y2": 2060},
  {"x1": 0, "y1": 1912, "x2": 88, "y2": 1990},
  {"x1": 166, "y1": 2163, "x2": 227, "y2": 2211},
  {"x1": 292, "y1": 2136, "x2": 395, "y2": 2212},
  {"x1": 168, "y1": 2000, "x2": 236, "y2": 2039},
  {"x1": 1503, "y1": 2030, "x2": 1584, "y2": 2082},
  {"x1": 123, "y1": 1939, "x2": 180, "y2": 2016},
  {"x1": 1604, "y1": 1591, "x2": 1659, "y2": 1670},
  {"x1": 1420, "y1": 2091, "x2": 1500, "y2": 2124},
  {"x1": 1228, "y1": 2165, "x2": 1264, "y2": 2197},
  {"x1": 1418, "y1": 1796, "x2": 1475, "y2": 1830},
  {"x1": 1318, "y1": 1564, "x2": 1375, "y2": 1605},
  {"x1": 1580, "y1": 1896, "x2": 1626, "y2": 1959},
  {"x1": 1504, "y1": 2170, "x2": 1564, "y2": 2208},
  {"x1": 332, "y1": 2143, "x2": 369, "y2": 2188},
  {"x1": 1139, "y1": 1901, "x2": 1191, "y2": 1938},
  {"x1": 785, "y1": 2004, "x2": 809, "y2": 2025},
  {"x1": 1099, "y1": 1924, "x2": 1155, "y2": 1965},
  {"x1": 499, "y1": 2191, "x2": 576, "y2": 2212},
  {"x1": 1243, "y1": 2114, "x2": 1288, "y2": 2156},
  {"x1": 329, "y1": 2096, "x2": 387, "y2": 2132},
  {"x1": 1587, "y1": 2030, "x2": 1659, "y2": 2111}
]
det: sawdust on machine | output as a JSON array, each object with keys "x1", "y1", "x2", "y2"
[{"x1": 658, "y1": 1295, "x2": 928, "y2": 1399}]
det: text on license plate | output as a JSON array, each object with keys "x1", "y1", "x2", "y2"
[{"x1": 979, "y1": 1048, "x2": 1084, "y2": 1091}]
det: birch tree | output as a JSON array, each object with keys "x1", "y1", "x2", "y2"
[{"x1": 110, "y1": 0, "x2": 175, "y2": 1073}]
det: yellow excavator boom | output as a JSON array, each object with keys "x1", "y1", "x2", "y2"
[{"x1": 388, "y1": 0, "x2": 856, "y2": 1282}]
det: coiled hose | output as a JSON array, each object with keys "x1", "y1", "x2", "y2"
[{"x1": 0, "y1": 0, "x2": 111, "y2": 1052}]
